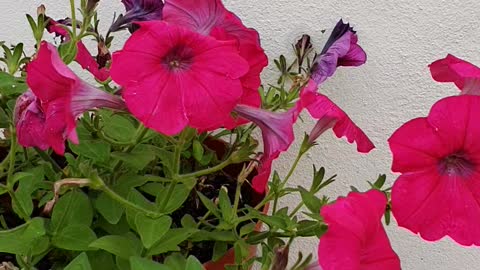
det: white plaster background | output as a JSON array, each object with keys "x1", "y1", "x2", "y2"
[{"x1": 1, "y1": 0, "x2": 480, "y2": 269}]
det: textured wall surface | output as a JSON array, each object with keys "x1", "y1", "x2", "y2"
[{"x1": 1, "y1": 0, "x2": 480, "y2": 269}]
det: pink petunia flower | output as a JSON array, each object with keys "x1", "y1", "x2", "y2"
[
  {"x1": 163, "y1": 0, "x2": 268, "y2": 119},
  {"x1": 311, "y1": 19, "x2": 367, "y2": 85},
  {"x1": 430, "y1": 54, "x2": 480, "y2": 95},
  {"x1": 389, "y1": 94, "x2": 480, "y2": 246},
  {"x1": 22, "y1": 42, "x2": 125, "y2": 154},
  {"x1": 110, "y1": 0, "x2": 164, "y2": 33},
  {"x1": 46, "y1": 19, "x2": 110, "y2": 81},
  {"x1": 14, "y1": 90, "x2": 49, "y2": 150},
  {"x1": 301, "y1": 80, "x2": 374, "y2": 153},
  {"x1": 233, "y1": 105, "x2": 299, "y2": 193},
  {"x1": 110, "y1": 21, "x2": 250, "y2": 135},
  {"x1": 318, "y1": 190, "x2": 401, "y2": 270}
]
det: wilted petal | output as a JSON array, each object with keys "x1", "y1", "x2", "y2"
[
  {"x1": 430, "y1": 54, "x2": 480, "y2": 95},
  {"x1": 311, "y1": 19, "x2": 366, "y2": 85},
  {"x1": 233, "y1": 104, "x2": 297, "y2": 192},
  {"x1": 301, "y1": 81, "x2": 374, "y2": 153},
  {"x1": 110, "y1": 0, "x2": 164, "y2": 32}
]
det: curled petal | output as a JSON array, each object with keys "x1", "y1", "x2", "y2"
[
  {"x1": 110, "y1": 0, "x2": 164, "y2": 33},
  {"x1": 311, "y1": 19, "x2": 367, "y2": 85},
  {"x1": 234, "y1": 105, "x2": 298, "y2": 192},
  {"x1": 301, "y1": 81, "x2": 374, "y2": 153},
  {"x1": 14, "y1": 90, "x2": 48, "y2": 150},
  {"x1": 319, "y1": 190, "x2": 401, "y2": 270},
  {"x1": 430, "y1": 54, "x2": 480, "y2": 95},
  {"x1": 24, "y1": 42, "x2": 125, "y2": 154}
]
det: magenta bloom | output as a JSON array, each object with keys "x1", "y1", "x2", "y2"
[
  {"x1": 110, "y1": 0, "x2": 164, "y2": 32},
  {"x1": 163, "y1": 0, "x2": 268, "y2": 116},
  {"x1": 46, "y1": 19, "x2": 110, "y2": 81},
  {"x1": 234, "y1": 105, "x2": 298, "y2": 192},
  {"x1": 301, "y1": 80, "x2": 374, "y2": 153},
  {"x1": 14, "y1": 90, "x2": 48, "y2": 150},
  {"x1": 389, "y1": 95, "x2": 480, "y2": 246},
  {"x1": 319, "y1": 190, "x2": 401, "y2": 270},
  {"x1": 110, "y1": 21, "x2": 249, "y2": 135},
  {"x1": 22, "y1": 42, "x2": 125, "y2": 154},
  {"x1": 311, "y1": 19, "x2": 367, "y2": 85},
  {"x1": 430, "y1": 54, "x2": 480, "y2": 95}
]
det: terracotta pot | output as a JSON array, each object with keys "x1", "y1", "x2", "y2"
[{"x1": 202, "y1": 138, "x2": 269, "y2": 270}]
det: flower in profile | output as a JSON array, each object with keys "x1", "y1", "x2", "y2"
[
  {"x1": 110, "y1": 21, "x2": 249, "y2": 135},
  {"x1": 311, "y1": 19, "x2": 367, "y2": 85},
  {"x1": 46, "y1": 19, "x2": 110, "y2": 81},
  {"x1": 233, "y1": 105, "x2": 298, "y2": 193},
  {"x1": 14, "y1": 90, "x2": 48, "y2": 150},
  {"x1": 301, "y1": 80, "x2": 374, "y2": 153},
  {"x1": 163, "y1": 0, "x2": 268, "y2": 118},
  {"x1": 23, "y1": 42, "x2": 125, "y2": 154},
  {"x1": 318, "y1": 190, "x2": 401, "y2": 270},
  {"x1": 389, "y1": 95, "x2": 480, "y2": 246},
  {"x1": 109, "y1": 0, "x2": 164, "y2": 33},
  {"x1": 430, "y1": 54, "x2": 480, "y2": 95}
]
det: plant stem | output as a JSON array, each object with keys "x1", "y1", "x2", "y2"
[
  {"x1": 7, "y1": 126, "x2": 16, "y2": 182},
  {"x1": 34, "y1": 148, "x2": 65, "y2": 176},
  {"x1": 179, "y1": 157, "x2": 234, "y2": 179},
  {"x1": 232, "y1": 180, "x2": 243, "y2": 213},
  {"x1": 254, "y1": 148, "x2": 307, "y2": 211},
  {"x1": 112, "y1": 124, "x2": 149, "y2": 172},
  {"x1": 69, "y1": 0, "x2": 77, "y2": 40},
  {"x1": 98, "y1": 181, "x2": 161, "y2": 218},
  {"x1": 289, "y1": 202, "x2": 304, "y2": 218}
]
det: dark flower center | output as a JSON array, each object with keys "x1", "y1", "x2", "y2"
[
  {"x1": 438, "y1": 151, "x2": 476, "y2": 177},
  {"x1": 163, "y1": 45, "x2": 194, "y2": 72}
]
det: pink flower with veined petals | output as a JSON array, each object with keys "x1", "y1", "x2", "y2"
[
  {"x1": 301, "y1": 80, "x2": 374, "y2": 153},
  {"x1": 319, "y1": 190, "x2": 401, "y2": 270},
  {"x1": 233, "y1": 105, "x2": 299, "y2": 193},
  {"x1": 311, "y1": 19, "x2": 367, "y2": 85},
  {"x1": 22, "y1": 42, "x2": 125, "y2": 154},
  {"x1": 389, "y1": 94, "x2": 480, "y2": 246},
  {"x1": 46, "y1": 19, "x2": 110, "y2": 81},
  {"x1": 110, "y1": 21, "x2": 249, "y2": 135},
  {"x1": 430, "y1": 54, "x2": 480, "y2": 95},
  {"x1": 163, "y1": 0, "x2": 268, "y2": 125},
  {"x1": 14, "y1": 90, "x2": 48, "y2": 150}
]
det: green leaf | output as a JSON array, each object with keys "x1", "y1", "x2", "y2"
[
  {"x1": 125, "y1": 189, "x2": 156, "y2": 232},
  {"x1": 8, "y1": 172, "x2": 33, "y2": 189},
  {"x1": 87, "y1": 251, "x2": 117, "y2": 270},
  {"x1": 51, "y1": 190, "x2": 93, "y2": 233},
  {"x1": 185, "y1": 256, "x2": 203, "y2": 270},
  {"x1": 196, "y1": 192, "x2": 220, "y2": 219},
  {"x1": 299, "y1": 188, "x2": 322, "y2": 214},
  {"x1": 157, "y1": 183, "x2": 193, "y2": 214},
  {"x1": 64, "y1": 253, "x2": 92, "y2": 270},
  {"x1": 310, "y1": 166, "x2": 325, "y2": 193},
  {"x1": 239, "y1": 223, "x2": 256, "y2": 237},
  {"x1": 95, "y1": 193, "x2": 124, "y2": 224},
  {"x1": 233, "y1": 240, "x2": 249, "y2": 265},
  {"x1": 190, "y1": 230, "x2": 236, "y2": 242},
  {"x1": 112, "y1": 144, "x2": 156, "y2": 170},
  {"x1": 69, "y1": 139, "x2": 111, "y2": 163},
  {"x1": 89, "y1": 235, "x2": 142, "y2": 259},
  {"x1": 218, "y1": 187, "x2": 234, "y2": 222},
  {"x1": 296, "y1": 220, "x2": 327, "y2": 237},
  {"x1": 52, "y1": 224, "x2": 97, "y2": 251},
  {"x1": 212, "y1": 242, "x2": 228, "y2": 262},
  {"x1": 192, "y1": 140, "x2": 204, "y2": 162},
  {"x1": 164, "y1": 253, "x2": 187, "y2": 270},
  {"x1": 180, "y1": 215, "x2": 197, "y2": 229},
  {"x1": 58, "y1": 41, "x2": 78, "y2": 64},
  {"x1": 130, "y1": 257, "x2": 171, "y2": 270},
  {"x1": 0, "y1": 218, "x2": 46, "y2": 255},
  {"x1": 135, "y1": 215, "x2": 172, "y2": 249},
  {"x1": 147, "y1": 228, "x2": 197, "y2": 256},
  {"x1": 101, "y1": 112, "x2": 136, "y2": 142},
  {"x1": 0, "y1": 71, "x2": 27, "y2": 96}
]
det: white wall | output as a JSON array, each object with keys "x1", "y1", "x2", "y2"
[{"x1": 2, "y1": 0, "x2": 480, "y2": 269}]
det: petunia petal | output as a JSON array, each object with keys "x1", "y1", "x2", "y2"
[
  {"x1": 301, "y1": 81, "x2": 374, "y2": 153},
  {"x1": 430, "y1": 54, "x2": 480, "y2": 94},
  {"x1": 319, "y1": 190, "x2": 400, "y2": 270}
]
